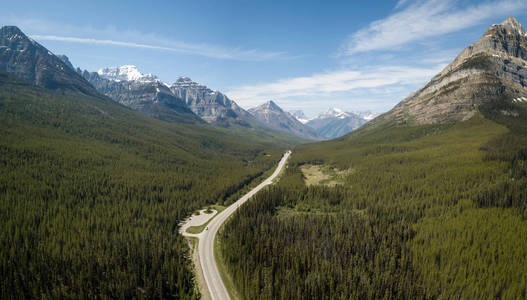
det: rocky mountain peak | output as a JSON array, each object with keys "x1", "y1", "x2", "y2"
[
  {"x1": 500, "y1": 16, "x2": 525, "y2": 33},
  {"x1": 0, "y1": 25, "x2": 97, "y2": 95},
  {"x1": 263, "y1": 100, "x2": 281, "y2": 111},
  {"x1": 377, "y1": 17, "x2": 527, "y2": 125},
  {"x1": 249, "y1": 101, "x2": 319, "y2": 140},
  {"x1": 172, "y1": 76, "x2": 207, "y2": 89},
  {"x1": 0, "y1": 26, "x2": 25, "y2": 38},
  {"x1": 169, "y1": 76, "x2": 257, "y2": 126}
]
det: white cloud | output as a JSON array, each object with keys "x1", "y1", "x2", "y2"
[
  {"x1": 4, "y1": 16, "x2": 289, "y2": 61},
  {"x1": 395, "y1": 0, "x2": 411, "y2": 10},
  {"x1": 227, "y1": 64, "x2": 444, "y2": 109},
  {"x1": 31, "y1": 35, "x2": 286, "y2": 61},
  {"x1": 342, "y1": 0, "x2": 526, "y2": 55}
]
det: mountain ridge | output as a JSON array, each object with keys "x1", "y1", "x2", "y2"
[
  {"x1": 373, "y1": 16, "x2": 527, "y2": 126},
  {"x1": 0, "y1": 25, "x2": 98, "y2": 96}
]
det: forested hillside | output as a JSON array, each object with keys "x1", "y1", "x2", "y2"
[
  {"x1": 0, "y1": 71, "x2": 293, "y2": 299},
  {"x1": 219, "y1": 99, "x2": 527, "y2": 299}
]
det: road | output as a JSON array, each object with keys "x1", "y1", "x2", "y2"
[{"x1": 182, "y1": 150, "x2": 291, "y2": 300}]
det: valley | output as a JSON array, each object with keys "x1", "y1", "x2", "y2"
[
  {"x1": 1, "y1": 4, "x2": 527, "y2": 300},
  {"x1": 217, "y1": 16, "x2": 527, "y2": 299}
]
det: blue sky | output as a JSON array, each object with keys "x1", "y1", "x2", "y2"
[{"x1": 3, "y1": 0, "x2": 527, "y2": 116}]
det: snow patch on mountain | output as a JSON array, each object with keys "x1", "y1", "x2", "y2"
[
  {"x1": 318, "y1": 108, "x2": 351, "y2": 119},
  {"x1": 288, "y1": 110, "x2": 310, "y2": 124},
  {"x1": 97, "y1": 65, "x2": 159, "y2": 83}
]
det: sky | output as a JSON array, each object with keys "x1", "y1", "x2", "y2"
[{"x1": 2, "y1": 0, "x2": 527, "y2": 117}]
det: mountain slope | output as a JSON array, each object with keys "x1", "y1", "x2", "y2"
[
  {"x1": 0, "y1": 69, "x2": 295, "y2": 299},
  {"x1": 80, "y1": 65, "x2": 201, "y2": 123},
  {"x1": 170, "y1": 77, "x2": 259, "y2": 127},
  {"x1": 0, "y1": 26, "x2": 302, "y2": 299},
  {"x1": 0, "y1": 26, "x2": 97, "y2": 96},
  {"x1": 306, "y1": 108, "x2": 367, "y2": 139},
  {"x1": 376, "y1": 17, "x2": 527, "y2": 125},
  {"x1": 218, "y1": 17, "x2": 527, "y2": 299},
  {"x1": 248, "y1": 100, "x2": 319, "y2": 140}
]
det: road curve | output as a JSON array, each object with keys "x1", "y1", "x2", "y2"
[{"x1": 183, "y1": 150, "x2": 291, "y2": 300}]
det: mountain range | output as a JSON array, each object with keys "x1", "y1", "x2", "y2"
[
  {"x1": 76, "y1": 61, "x2": 359, "y2": 140},
  {"x1": 304, "y1": 108, "x2": 370, "y2": 139},
  {"x1": 79, "y1": 65, "x2": 200, "y2": 123},
  {"x1": 73, "y1": 61, "x2": 322, "y2": 138},
  {"x1": 287, "y1": 108, "x2": 378, "y2": 139}
]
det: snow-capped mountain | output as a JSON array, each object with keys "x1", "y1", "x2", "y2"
[
  {"x1": 80, "y1": 64, "x2": 263, "y2": 127},
  {"x1": 97, "y1": 65, "x2": 158, "y2": 83},
  {"x1": 304, "y1": 108, "x2": 368, "y2": 139},
  {"x1": 317, "y1": 108, "x2": 351, "y2": 120},
  {"x1": 79, "y1": 64, "x2": 200, "y2": 123},
  {"x1": 249, "y1": 101, "x2": 319, "y2": 140}
]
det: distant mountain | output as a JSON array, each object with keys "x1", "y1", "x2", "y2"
[
  {"x1": 80, "y1": 65, "x2": 201, "y2": 123},
  {"x1": 354, "y1": 110, "x2": 379, "y2": 121},
  {"x1": 305, "y1": 108, "x2": 367, "y2": 139},
  {"x1": 0, "y1": 26, "x2": 97, "y2": 96},
  {"x1": 170, "y1": 77, "x2": 259, "y2": 127},
  {"x1": 376, "y1": 16, "x2": 527, "y2": 125},
  {"x1": 288, "y1": 110, "x2": 309, "y2": 124},
  {"x1": 249, "y1": 101, "x2": 319, "y2": 140}
]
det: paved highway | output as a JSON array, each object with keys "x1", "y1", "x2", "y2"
[{"x1": 182, "y1": 150, "x2": 291, "y2": 300}]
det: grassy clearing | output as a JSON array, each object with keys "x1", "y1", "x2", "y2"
[{"x1": 299, "y1": 164, "x2": 350, "y2": 186}]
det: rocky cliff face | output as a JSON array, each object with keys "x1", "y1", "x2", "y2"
[
  {"x1": 248, "y1": 101, "x2": 319, "y2": 140},
  {"x1": 381, "y1": 17, "x2": 527, "y2": 125},
  {"x1": 81, "y1": 66, "x2": 200, "y2": 123},
  {"x1": 0, "y1": 26, "x2": 97, "y2": 96},
  {"x1": 170, "y1": 77, "x2": 258, "y2": 127}
]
